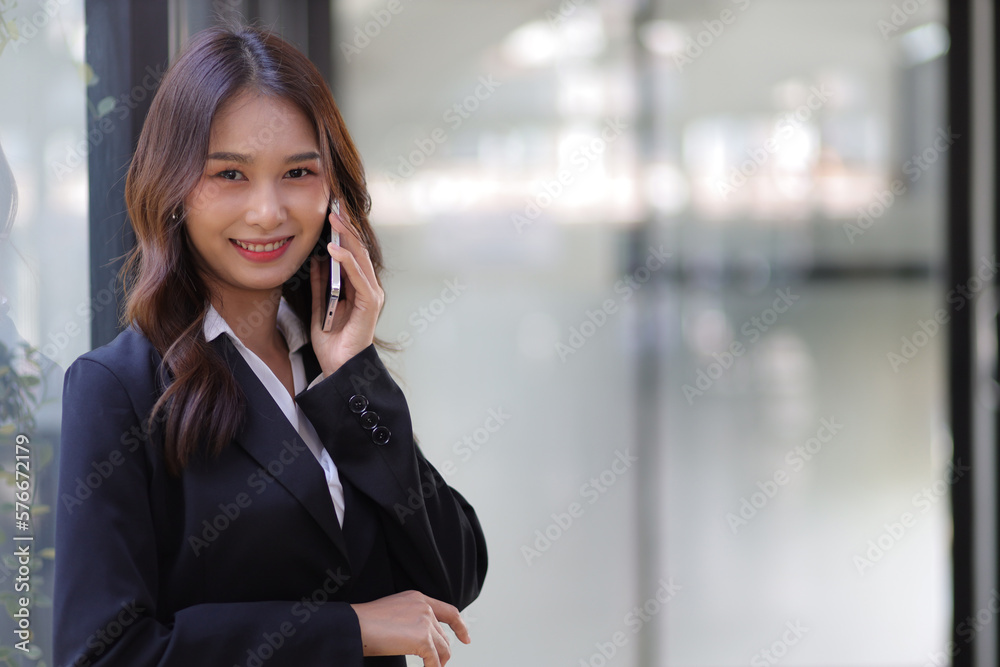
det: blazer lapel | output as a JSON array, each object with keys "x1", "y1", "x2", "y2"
[
  {"x1": 298, "y1": 344, "x2": 378, "y2": 570},
  {"x1": 210, "y1": 334, "x2": 351, "y2": 566}
]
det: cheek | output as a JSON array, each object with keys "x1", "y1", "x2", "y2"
[
  {"x1": 183, "y1": 217, "x2": 207, "y2": 247},
  {"x1": 186, "y1": 179, "x2": 215, "y2": 213},
  {"x1": 295, "y1": 192, "x2": 328, "y2": 228},
  {"x1": 300, "y1": 190, "x2": 328, "y2": 217}
]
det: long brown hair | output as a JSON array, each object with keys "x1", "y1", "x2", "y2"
[{"x1": 122, "y1": 25, "x2": 387, "y2": 475}]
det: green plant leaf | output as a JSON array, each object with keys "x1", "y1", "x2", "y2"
[
  {"x1": 3, "y1": 595, "x2": 20, "y2": 616},
  {"x1": 22, "y1": 644, "x2": 42, "y2": 659},
  {"x1": 96, "y1": 95, "x2": 116, "y2": 117},
  {"x1": 36, "y1": 443, "x2": 53, "y2": 468}
]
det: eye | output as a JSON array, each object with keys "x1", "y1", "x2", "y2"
[
  {"x1": 215, "y1": 169, "x2": 244, "y2": 180},
  {"x1": 286, "y1": 167, "x2": 313, "y2": 179}
]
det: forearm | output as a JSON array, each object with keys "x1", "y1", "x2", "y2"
[
  {"x1": 56, "y1": 598, "x2": 363, "y2": 667},
  {"x1": 296, "y1": 344, "x2": 488, "y2": 608}
]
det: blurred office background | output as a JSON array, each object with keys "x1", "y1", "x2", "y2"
[{"x1": 2, "y1": 0, "x2": 998, "y2": 665}]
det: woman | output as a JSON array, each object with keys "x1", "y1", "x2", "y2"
[{"x1": 54, "y1": 25, "x2": 487, "y2": 667}]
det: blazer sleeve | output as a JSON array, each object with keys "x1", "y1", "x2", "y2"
[
  {"x1": 296, "y1": 344, "x2": 488, "y2": 611},
  {"x1": 54, "y1": 357, "x2": 365, "y2": 667}
]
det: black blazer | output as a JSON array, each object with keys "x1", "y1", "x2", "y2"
[{"x1": 53, "y1": 325, "x2": 487, "y2": 666}]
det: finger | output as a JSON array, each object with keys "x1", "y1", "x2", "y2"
[
  {"x1": 428, "y1": 599, "x2": 470, "y2": 644},
  {"x1": 329, "y1": 208, "x2": 379, "y2": 291},
  {"x1": 324, "y1": 241, "x2": 355, "y2": 308},
  {"x1": 328, "y1": 208, "x2": 363, "y2": 254},
  {"x1": 431, "y1": 627, "x2": 452, "y2": 666},
  {"x1": 418, "y1": 642, "x2": 442, "y2": 667},
  {"x1": 430, "y1": 617, "x2": 450, "y2": 649},
  {"x1": 328, "y1": 242, "x2": 379, "y2": 310},
  {"x1": 326, "y1": 241, "x2": 359, "y2": 305}
]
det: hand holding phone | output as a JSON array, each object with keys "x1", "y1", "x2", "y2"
[
  {"x1": 322, "y1": 199, "x2": 342, "y2": 332},
  {"x1": 310, "y1": 195, "x2": 385, "y2": 377}
]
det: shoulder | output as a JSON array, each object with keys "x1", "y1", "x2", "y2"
[
  {"x1": 60, "y1": 326, "x2": 166, "y2": 481},
  {"x1": 64, "y1": 324, "x2": 163, "y2": 407},
  {"x1": 75, "y1": 324, "x2": 159, "y2": 374}
]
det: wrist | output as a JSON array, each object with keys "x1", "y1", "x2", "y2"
[{"x1": 319, "y1": 344, "x2": 376, "y2": 379}]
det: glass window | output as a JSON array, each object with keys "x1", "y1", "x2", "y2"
[
  {"x1": 0, "y1": 0, "x2": 88, "y2": 661},
  {"x1": 121, "y1": 1, "x2": 956, "y2": 663},
  {"x1": 334, "y1": 0, "x2": 950, "y2": 664}
]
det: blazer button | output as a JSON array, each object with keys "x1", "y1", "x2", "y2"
[
  {"x1": 371, "y1": 426, "x2": 391, "y2": 445},
  {"x1": 360, "y1": 410, "x2": 380, "y2": 429},
  {"x1": 349, "y1": 394, "x2": 368, "y2": 413}
]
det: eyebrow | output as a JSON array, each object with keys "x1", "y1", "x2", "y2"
[{"x1": 206, "y1": 151, "x2": 322, "y2": 164}]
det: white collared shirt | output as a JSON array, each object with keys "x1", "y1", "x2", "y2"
[{"x1": 202, "y1": 297, "x2": 345, "y2": 527}]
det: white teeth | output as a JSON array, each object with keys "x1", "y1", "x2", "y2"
[{"x1": 235, "y1": 237, "x2": 289, "y2": 253}]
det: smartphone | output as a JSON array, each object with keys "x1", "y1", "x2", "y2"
[{"x1": 322, "y1": 198, "x2": 342, "y2": 332}]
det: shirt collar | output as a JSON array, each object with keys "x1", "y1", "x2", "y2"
[{"x1": 203, "y1": 296, "x2": 309, "y2": 354}]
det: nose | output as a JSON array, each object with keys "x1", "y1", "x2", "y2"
[{"x1": 245, "y1": 182, "x2": 286, "y2": 230}]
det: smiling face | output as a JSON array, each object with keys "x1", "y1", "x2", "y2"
[{"x1": 183, "y1": 89, "x2": 329, "y2": 305}]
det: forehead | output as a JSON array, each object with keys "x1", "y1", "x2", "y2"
[{"x1": 208, "y1": 90, "x2": 317, "y2": 152}]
